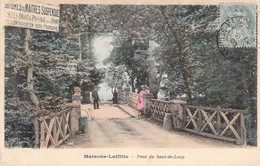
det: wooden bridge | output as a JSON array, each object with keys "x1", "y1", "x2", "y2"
[
  {"x1": 34, "y1": 87, "x2": 247, "y2": 148},
  {"x1": 59, "y1": 102, "x2": 239, "y2": 148}
]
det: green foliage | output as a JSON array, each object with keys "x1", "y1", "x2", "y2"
[
  {"x1": 5, "y1": 74, "x2": 27, "y2": 99},
  {"x1": 37, "y1": 96, "x2": 69, "y2": 116},
  {"x1": 104, "y1": 65, "x2": 127, "y2": 93},
  {"x1": 192, "y1": 47, "x2": 257, "y2": 145},
  {"x1": 104, "y1": 39, "x2": 148, "y2": 92},
  {"x1": 5, "y1": 27, "x2": 71, "y2": 99},
  {"x1": 60, "y1": 4, "x2": 112, "y2": 38},
  {"x1": 5, "y1": 25, "x2": 104, "y2": 98},
  {"x1": 4, "y1": 96, "x2": 69, "y2": 148},
  {"x1": 5, "y1": 96, "x2": 68, "y2": 117},
  {"x1": 150, "y1": 6, "x2": 219, "y2": 102},
  {"x1": 4, "y1": 25, "x2": 104, "y2": 147},
  {"x1": 5, "y1": 98, "x2": 37, "y2": 116},
  {"x1": 5, "y1": 98, "x2": 36, "y2": 148},
  {"x1": 5, "y1": 113, "x2": 34, "y2": 148},
  {"x1": 106, "y1": 5, "x2": 256, "y2": 145}
]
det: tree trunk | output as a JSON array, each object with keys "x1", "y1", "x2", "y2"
[
  {"x1": 148, "y1": 58, "x2": 159, "y2": 99},
  {"x1": 178, "y1": 46, "x2": 192, "y2": 104},
  {"x1": 78, "y1": 34, "x2": 82, "y2": 60},
  {"x1": 78, "y1": 34, "x2": 83, "y2": 86},
  {"x1": 25, "y1": 29, "x2": 39, "y2": 109},
  {"x1": 130, "y1": 75, "x2": 135, "y2": 92},
  {"x1": 179, "y1": 61, "x2": 193, "y2": 104},
  {"x1": 27, "y1": 66, "x2": 39, "y2": 108},
  {"x1": 88, "y1": 33, "x2": 94, "y2": 55},
  {"x1": 160, "y1": 7, "x2": 193, "y2": 103}
]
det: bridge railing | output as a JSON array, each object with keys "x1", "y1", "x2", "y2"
[
  {"x1": 182, "y1": 105, "x2": 247, "y2": 145},
  {"x1": 129, "y1": 92, "x2": 139, "y2": 108},
  {"x1": 118, "y1": 86, "x2": 126, "y2": 104},
  {"x1": 36, "y1": 107, "x2": 72, "y2": 148},
  {"x1": 34, "y1": 86, "x2": 82, "y2": 148},
  {"x1": 150, "y1": 99, "x2": 171, "y2": 122},
  {"x1": 117, "y1": 87, "x2": 247, "y2": 145}
]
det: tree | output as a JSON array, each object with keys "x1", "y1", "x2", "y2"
[
  {"x1": 104, "y1": 38, "x2": 149, "y2": 92},
  {"x1": 108, "y1": 5, "x2": 163, "y2": 95},
  {"x1": 149, "y1": 5, "x2": 256, "y2": 145},
  {"x1": 60, "y1": 5, "x2": 109, "y2": 89},
  {"x1": 104, "y1": 65, "x2": 126, "y2": 94},
  {"x1": 5, "y1": 26, "x2": 86, "y2": 105},
  {"x1": 5, "y1": 28, "x2": 59, "y2": 109},
  {"x1": 149, "y1": 5, "x2": 219, "y2": 103}
]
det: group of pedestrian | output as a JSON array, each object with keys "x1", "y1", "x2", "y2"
[
  {"x1": 91, "y1": 85, "x2": 149, "y2": 116},
  {"x1": 91, "y1": 87, "x2": 118, "y2": 110}
]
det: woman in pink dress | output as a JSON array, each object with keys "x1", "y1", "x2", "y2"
[{"x1": 136, "y1": 85, "x2": 149, "y2": 116}]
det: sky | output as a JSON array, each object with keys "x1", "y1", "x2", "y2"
[
  {"x1": 93, "y1": 35, "x2": 114, "y2": 100},
  {"x1": 93, "y1": 35, "x2": 114, "y2": 67}
]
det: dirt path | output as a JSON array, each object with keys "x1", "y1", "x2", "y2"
[{"x1": 60, "y1": 102, "x2": 235, "y2": 148}]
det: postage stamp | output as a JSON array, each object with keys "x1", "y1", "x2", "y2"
[
  {"x1": 219, "y1": 4, "x2": 256, "y2": 48},
  {"x1": 218, "y1": 5, "x2": 257, "y2": 62}
]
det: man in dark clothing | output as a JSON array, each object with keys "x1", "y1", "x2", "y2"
[
  {"x1": 92, "y1": 88, "x2": 100, "y2": 109},
  {"x1": 112, "y1": 90, "x2": 118, "y2": 104}
]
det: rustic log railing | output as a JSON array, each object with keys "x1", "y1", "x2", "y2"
[
  {"x1": 128, "y1": 92, "x2": 139, "y2": 108},
  {"x1": 32, "y1": 86, "x2": 83, "y2": 148},
  {"x1": 117, "y1": 87, "x2": 248, "y2": 145},
  {"x1": 36, "y1": 107, "x2": 72, "y2": 148},
  {"x1": 150, "y1": 99, "x2": 171, "y2": 122},
  {"x1": 182, "y1": 105, "x2": 247, "y2": 145}
]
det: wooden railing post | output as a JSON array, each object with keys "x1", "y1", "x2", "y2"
[
  {"x1": 33, "y1": 117, "x2": 40, "y2": 148},
  {"x1": 240, "y1": 113, "x2": 247, "y2": 145},
  {"x1": 53, "y1": 118, "x2": 57, "y2": 144},
  {"x1": 216, "y1": 111, "x2": 221, "y2": 136},
  {"x1": 40, "y1": 121, "x2": 45, "y2": 148},
  {"x1": 169, "y1": 100, "x2": 187, "y2": 130},
  {"x1": 197, "y1": 109, "x2": 202, "y2": 132},
  {"x1": 183, "y1": 106, "x2": 187, "y2": 129},
  {"x1": 143, "y1": 93, "x2": 154, "y2": 117}
]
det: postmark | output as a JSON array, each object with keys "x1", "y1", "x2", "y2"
[{"x1": 217, "y1": 5, "x2": 257, "y2": 63}]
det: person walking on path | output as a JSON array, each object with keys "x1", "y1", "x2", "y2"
[
  {"x1": 136, "y1": 85, "x2": 149, "y2": 116},
  {"x1": 112, "y1": 89, "x2": 118, "y2": 104},
  {"x1": 92, "y1": 88, "x2": 100, "y2": 109}
]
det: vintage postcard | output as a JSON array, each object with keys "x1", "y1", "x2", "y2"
[{"x1": 0, "y1": 0, "x2": 260, "y2": 165}]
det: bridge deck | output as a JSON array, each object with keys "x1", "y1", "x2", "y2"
[{"x1": 60, "y1": 102, "x2": 235, "y2": 148}]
